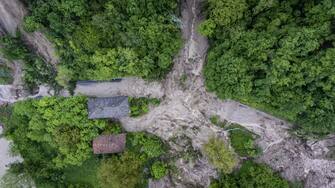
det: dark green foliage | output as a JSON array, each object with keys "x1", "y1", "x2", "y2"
[
  {"x1": 24, "y1": 0, "x2": 181, "y2": 82},
  {"x1": 210, "y1": 115, "x2": 220, "y2": 125},
  {"x1": 0, "y1": 35, "x2": 28, "y2": 60},
  {"x1": 0, "y1": 35, "x2": 57, "y2": 91},
  {"x1": 127, "y1": 132, "x2": 165, "y2": 159},
  {"x1": 210, "y1": 161, "x2": 290, "y2": 188},
  {"x1": 98, "y1": 132, "x2": 167, "y2": 188},
  {"x1": 0, "y1": 65, "x2": 13, "y2": 84},
  {"x1": 97, "y1": 151, "x2": 145, "y2": 188},
  {"x1": 3, "y1": 97, "x2": 106, "y2": 184},
  {"x1": 228, "y1": 125, "x2": 261, "y2": 157},
  {"x1": 3, "y1": 95, "x2": 168, "y2": 187},
  {"x1": 62, "y1": 156, "x2": 100, "y2": 188},
  {"x1": 210, "y1": 115, "x2": 226, "y2": 127},
  {"x1": 0, "y1": 105, "x2": 12, "y2": 126},
  {"x1": 204, "y1": 0, "x2": 335, "y2": 136},
  {"x1": 102, "y1": 121, "x2": 123, "y2": 134},
  {"x1": 129, "y1": 97, "x2": 160, "y2": 117}
]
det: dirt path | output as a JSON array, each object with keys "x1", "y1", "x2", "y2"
[{"x1": 120, "y1": 0, "x2": 335, "y2": 187}]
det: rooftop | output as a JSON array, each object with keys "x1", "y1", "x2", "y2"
[
  {"x1": 93, "y1": 134, "x2": 126, "y2": 154},
  {"x1": 88, "y1": 96, "x2": 129, "y2": 119}
]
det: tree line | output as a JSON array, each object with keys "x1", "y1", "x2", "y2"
[{"x1": 202, "y1": 0, "x2": 335, "y2": 136}]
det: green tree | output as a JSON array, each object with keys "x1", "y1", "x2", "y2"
[
  {"x1": 5, "y1": 97, "x2": 106, "y2": 169},
  {"x1": 97, "y1": 151, "x2": 144, "y2": 188},
  {"x1": 204, "y1": 0, "x2": 335, "y2": 136}
]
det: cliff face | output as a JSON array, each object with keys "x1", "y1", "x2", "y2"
[{"x1": 0, "y1": 0, "x2": 59, "y2": 65}]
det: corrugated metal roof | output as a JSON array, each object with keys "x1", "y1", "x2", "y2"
[
  {"x1": 93, "y1": 134, "x2": 126, "y2": 154},
  {"x1": 88, "y1": 96, "x2": 129, "y2": 119}
]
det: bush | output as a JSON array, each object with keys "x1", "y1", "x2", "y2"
[
  {"x1": 129, "y1": 97, "x2": 160, "y2": 117},
  {"x1": 203, "y1": 137, "x2": 238, "y2": 173},
  {"x1": 0, "y1": 35, "x2": 28, "y2": 60},
  {"x1": 102, "y1": 121, "x2": 123, "y2": 134},
  {"x1": 210, "y1": 161, "x2": 290, "y2": 188},
  {"x1": 210, "y1": 115, "x2": 226, "y2": 127},
  {"x1": 0, "y1": 65, "x2": 13, "y2": 84},
  {"x1": 150, "y1": 161, "x2": 168, "y2": 179},
  {"x1": 228, "y1": 125, "x2": 261, "y2": 157},
  {"x1": 127, "y1": 132, "x2": 165, "y2": 159}
]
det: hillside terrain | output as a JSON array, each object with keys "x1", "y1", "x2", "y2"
[{"x1": 0, "y1": 0, "x2": 334, "y2": 188}]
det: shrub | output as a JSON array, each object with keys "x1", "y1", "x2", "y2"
[
  {"x1": 129, "y1": 97, "x2": 160, "y2": 117},
  {"x1": 102, "y1": 121, "x2": 123, "y2": 134},
  {"x1": 127, "y1": 132, "x2": 165, "y2": 159},
  {"x1": 150, "y1": 161, "x2": 168, "y2": 179},
  {"x1": 210, "y1": 161, "x2": 290, "y2": 188},
  {"x1": 203, "y1": 137, "x2": 237, "y2": 173},
  {"x1": 0, "y1": 65, "x2": 13, "y2": 84},
  {"x1": 228, "y1": 125, "x2": 261, "y2": 157}
]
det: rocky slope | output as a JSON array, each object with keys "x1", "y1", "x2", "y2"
[
  {"x1": 0, "y1": 0, "x2": 58, "y2": 65},
  {"x1": 0, "y1": 0, "x2": 61, "y2": 103}
]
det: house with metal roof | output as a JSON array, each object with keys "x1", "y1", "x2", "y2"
[
  {"x1": 93, "y1": 134, "x2": 126, "y2": 154},
  {"x1": 87, "y1": 96, "x2": 129, "y2": 119}
]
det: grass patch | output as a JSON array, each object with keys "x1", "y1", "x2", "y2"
[
  {"x1": 129, "y1": 97, "x2": 160, "y2": 117},
  {"x1": 227, "y1": 124, "x2": 261, "y2": 157}
]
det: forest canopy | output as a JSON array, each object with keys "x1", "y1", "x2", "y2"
[
  {"x1": 23, "y1": 0, "x2": 181, "y2": 86},
  {"x1": 2, "y1": 97, "x2": 168, "y2": 187},
  {"x1": 203, "y1": 0, "x2": 335, "y2": 136}
]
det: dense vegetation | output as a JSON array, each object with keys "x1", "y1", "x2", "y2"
[
  {"x1": 3, "y1": 97, "x2": 106, "y2": 185},
  {"x1": 22, "y1": 0, "x2": 181, "y2": 87},
  {"x1": 1, "y1": 97, "x2": 169, "y2": 187},
  {"x1": 129, "y1": 97, "x2": 160, "y2": 117},
  {"x1": 202, "y1": 0, "x2": 335, "y2": 136},
  {"x1": 98, "y1": 132, "x2": 167, "y2": 188},
  {"x1": 210, "y1": 161, "x2": 290, "y2": 188},
  {"x1": 0, "y1": 34, "x2": 56, "y2": 90}
]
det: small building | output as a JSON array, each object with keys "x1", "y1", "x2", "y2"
[
  {"x1": 88, "y1": 96, "x2": 129, "y2": 119},
  {"x1": 93, "y1": 134, "x2": 126, "y2": 154}
]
